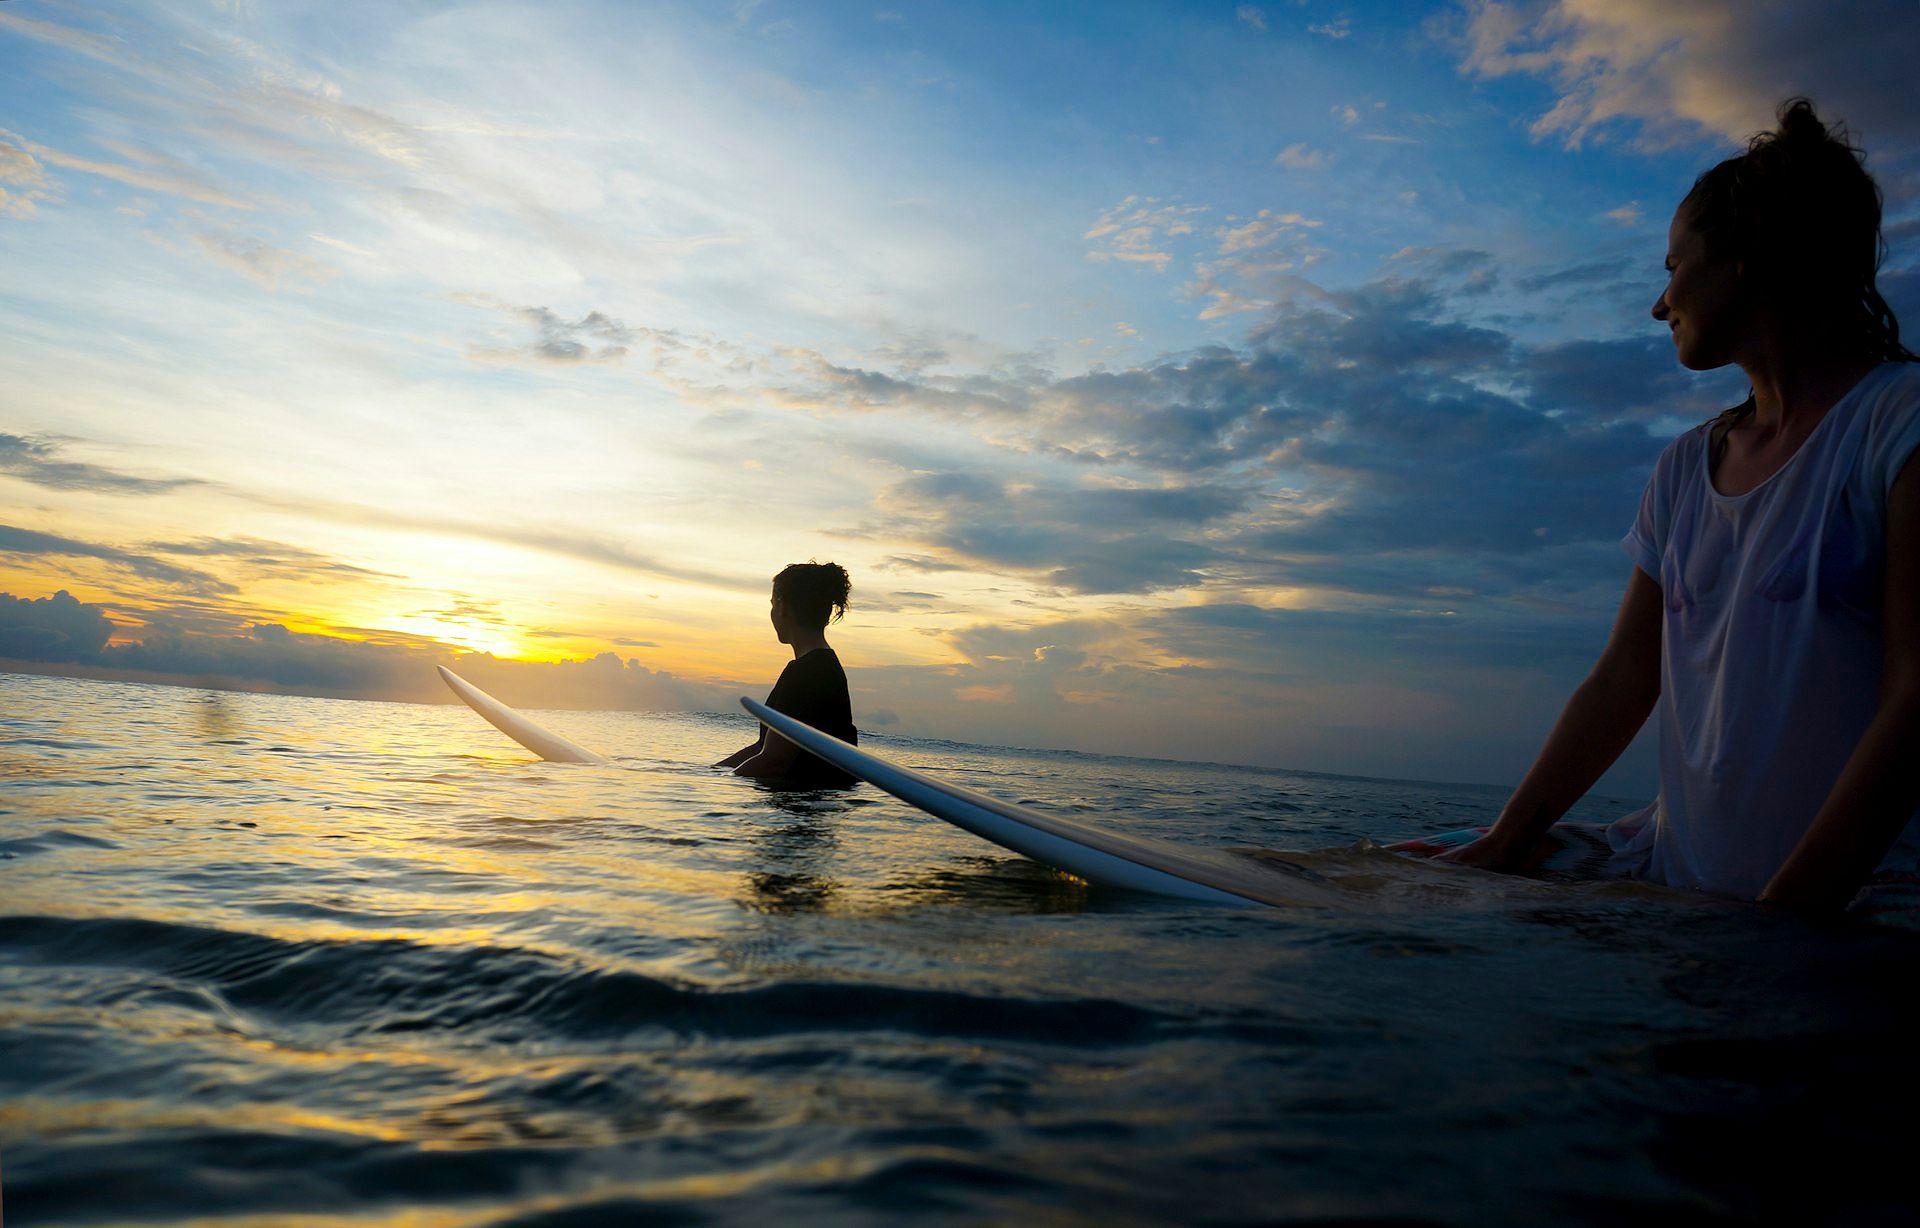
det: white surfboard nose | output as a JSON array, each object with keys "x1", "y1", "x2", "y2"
[{"x1": 438, "y1": 665, "x2": 606, "y2": 764}]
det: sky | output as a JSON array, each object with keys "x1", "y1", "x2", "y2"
[{"x1": 2, "y1": 0, "x2": 1917, "y2": 791}]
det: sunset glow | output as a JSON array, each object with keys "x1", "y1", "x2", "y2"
[{"x1": 4, "y1": 1, "x2": 1915, "y2": 787}]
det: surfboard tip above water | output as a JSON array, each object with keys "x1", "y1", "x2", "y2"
[{"x1": 438, "y1": 665, "x2": 607, "y2": 764}]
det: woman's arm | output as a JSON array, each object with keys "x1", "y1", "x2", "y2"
[
  {"x1": 715, "y1": 742, "x2": 759, "y2": 768},
  {"x1": 733, "y1": 730, "x2": 800, "y2": 779},
  {"x1": 1760, "y1": 453, "x2": 1920, "y2": 912},
  {"x1": 1438, "y1": 566, "x2": 1664, "y2": 870}
]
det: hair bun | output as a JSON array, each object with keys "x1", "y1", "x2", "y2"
[{"x1": 1776, "y1": 96, "x2": 1828, "y2": 144}]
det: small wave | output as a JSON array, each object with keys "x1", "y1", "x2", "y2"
[
  {"x1": 0, "y1": 829, "x2": 122, "y2": 858},
  {"x1": 1, "y1": 736, "x2": 111, "y2": 750},
  {"x1": 0, "y1": 915, "x2": 1257, "y2": 1049}
]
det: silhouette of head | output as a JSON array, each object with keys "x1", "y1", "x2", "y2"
[
  {"x1": 771, "y1": 562, "x2": 851, "y2": 633},
  {"x1": 1672, "y1": 97, "x2": 1911, "y2": 362}
]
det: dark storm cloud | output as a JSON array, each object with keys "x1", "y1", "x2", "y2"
[
  {"x1": 0, "y1": 524, "x2": 236, "y2": 593},
  {"x1": 0, "y1": 434, "x2": 201, "y2": 495}
]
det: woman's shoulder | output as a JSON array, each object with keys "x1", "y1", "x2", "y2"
[
  {"x1": 1646, "y1": 416, "x2": 1715, "y2": 486},
  {"x1": 1855, "y1": 360, "x2": 1920, "y2": 493},
  {"x1": 795, "y1": 646, "x2": 847, "y2": 676},
  {"x1": 1864, "y1": 359, "x2": 1920, "y2": 408}
]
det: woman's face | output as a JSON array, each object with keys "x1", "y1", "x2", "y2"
[
  {"x1": 1652, "y1": 205, "x2": 1748, "y2": 371},
  {"x1": 769, "y1": 590, "x2": 789, "y2": 644}
]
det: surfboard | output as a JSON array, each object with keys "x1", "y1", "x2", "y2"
[
  {"x1": 437, "y1": 666, "x2": 607, "y2": 764},
  {"x1": 741, "y1": 697, "x2": 1345, "y2": 908}
]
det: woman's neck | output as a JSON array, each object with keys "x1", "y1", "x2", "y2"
[
  {"x1": 1736, "y1": 313, "x2": 1878, "y2": 434},
  {"x1": 788, "y1": 630, "x2": 829, "y2": 659}
]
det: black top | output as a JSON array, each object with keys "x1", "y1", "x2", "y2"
[{"x1": 754, "y1": 647, "x2": 857, "y2": 788}]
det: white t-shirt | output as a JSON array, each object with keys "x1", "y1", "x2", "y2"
[{"x1": 1607, "y1": 361, "x2": 1920, "y2": 898}]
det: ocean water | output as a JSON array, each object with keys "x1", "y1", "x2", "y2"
[{"x1": 2, "y1": 670, "x2": 1917, "y2": 1226}]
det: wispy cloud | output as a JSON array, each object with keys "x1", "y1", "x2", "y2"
[
  {"x1": 189, "y1": 225, "x2": 332, "y2": 287},
  {"x1": 0, "y1": 435, "x2": 203, "y2": 496},
  {"x1": 1274, "y1": 143, "x2": 1330, "y2": 171},
  {"x1": 142, "y1": 536, "x2": 394, "y2": 582},
  {"x1": 1085, "y1": 196, "x2": 1209, "y2": 272},
  {"x1": 0, "y1": 524, "x2": 236, "y2": 594},
  {"x1": 0, "y1": 132, "x2": 57, "y2": 216},
  {"x1": 23, "y1": 135, "x2": 252, "y2": 209},
  {"x1": 465, "y1": 302, "x2": 642, "y2": 365},
  {"x1": 1456, "y1": 0, "x2": 1920, "y2": 150}
]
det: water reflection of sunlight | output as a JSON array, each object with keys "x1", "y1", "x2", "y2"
[{"x1": 740, "y1": 793, "x2": 845, "y2": 914}]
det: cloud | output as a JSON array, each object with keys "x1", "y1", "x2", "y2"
[
  {"x1": 1516, "y1": 259, "x2": 1627, "y2": 293},
  {"x1": 1308, "y1": 20, "x2": 1352, "y2": 40},
  {"x1": 1605, "y1": 202, "x2": 1642, "y2": 226},
  {"x1": 0, "y1": 434, "x2": 203, "y2": 495},
  {"x1": 872, "y1": 471, "x2": 1243, "y2": 594},
  {"x1": 19, "y1": 134, "x2": 251, "y2": 209},
  {"x1": 1274, "y1": 143, "x2": 1330, "y2": 171},
  {"x1": 142, "y1": 536, "x2": 394, "y2": 582},
  {"x1": 0, "y1": 133, "x2": 58, "y2": 217},
  {"x1": 456, "y1": 296, "x2": 756, "y2": 374},
  {"x1": 1388, "y1": 245, "x2": 1498, "y2": 295},
  {"x1": 750, "y1": 266, "x2": 1743, "y2": 609},
  {"x1": 0, "y1": 524, "x2": 237, "y2": 594},
  {"x1": 0, "y1": 590, "x2": 114, "y2": 661},
  {"x1": 470, "y1": 304, "x2": 640, "y2": 365},
  {"x1": 0, "y1": 9, "x2": 127, "y2": 62},
  {"x1": 1084, "y1": 196, "x2": 1209, "y2": 272},
  {"x1": 1523, "y1": 336, "x2": 1723, "y2": 421},
  {"x1": 0, "y1": 587, "x2": 732, "y2": 712},
  {"x1": 1215, "y1": 209, "x2": 1322, "y2": 256},
  {"x1": 877, "y1": 554, "x2": 971, "y2": 574},
  {"x1": 1455, "y1": 0, "x2": 1920, "y2": 151},
  {"x1": 0, "y1": 427, "x2": 757, "y2": 595},
  {"x1": 259, "y1": 501, "x2": 763, "y2": 592},
  {"x1": 1236, "y1": 5, "x2": 1267, "y2": 33},
  {"x1": 190, "y1": 227, "x2": 331, "y2": 287}
]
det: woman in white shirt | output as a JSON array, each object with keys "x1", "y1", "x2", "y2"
[{"x1": 1416, "y1": 98, "x2": 1920, "y2": 915}]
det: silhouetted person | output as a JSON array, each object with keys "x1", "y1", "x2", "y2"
[
  {"x1": 717, "y1": 562, "x2": 858, "y2": 788},
  {"x1": 1426, "y1": 98, "x2": 1920, "y2": 914}
]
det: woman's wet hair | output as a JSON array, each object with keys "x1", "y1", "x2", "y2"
[
  {"x1": 1681, "y1": 97, "x2": 1914, "y2": 362},
  {"x1": 773, "y1": 561, "x2": 851, "y2": 629}
]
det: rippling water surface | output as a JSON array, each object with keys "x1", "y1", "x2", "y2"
[{"x1": 3, "y1": 670, "x2": 1917, "y2": 1225}]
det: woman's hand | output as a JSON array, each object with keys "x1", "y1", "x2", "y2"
[{"x1": 1432, "y1": 829, "x2": 1537, "y2": 874}]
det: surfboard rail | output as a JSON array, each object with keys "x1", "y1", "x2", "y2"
[{"x1": 742, "y1": 697, "x2": 1342, "y2": 908}]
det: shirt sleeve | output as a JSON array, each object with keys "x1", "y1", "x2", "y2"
[
  {"x1": 761, "y1": 660, "x2": 797, "y2": 722},
  {"x1": 1621, "y1": 432, "x2": 1688, "y2": 583},
  {"x1": 1864, "y1": 364, "x2": 1920, "y2": 499}
]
